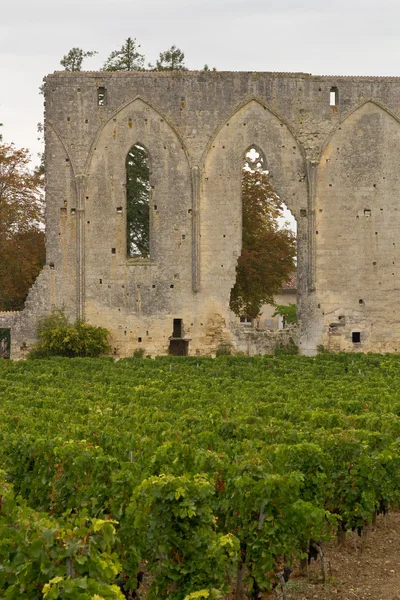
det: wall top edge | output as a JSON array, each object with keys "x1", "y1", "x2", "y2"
[{"x1": 44, "y1": 70, "x2": 400, "y2": 81}]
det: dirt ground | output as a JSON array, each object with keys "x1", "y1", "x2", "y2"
[{"x1": 277, "y1": 512, "x2": 400, "y2": 600}]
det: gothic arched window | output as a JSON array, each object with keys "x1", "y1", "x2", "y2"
[{"x1": 230, "y1": 144, "x2": 297, "y2": 321}]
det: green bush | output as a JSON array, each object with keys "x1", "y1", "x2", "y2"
[
  {"x1": 30, "y1": 310, "x2": 111, "y2": 358},
  {"x1": 317, "y1": 344, "x2": 331, "y2": 354},
  {"x1": 273, "y1": 337, "x2": 299, "y2": 356},
  {"x1": 216, "y1": 343, "x2": 232, "y2": 357},
  {"x1": 133, "y1": 347, "x2": 145, "y2": 358}
]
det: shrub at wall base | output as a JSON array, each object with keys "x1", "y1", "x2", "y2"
[{"x1": 29, "y1": 310, "x2": 111, "y2": 358}]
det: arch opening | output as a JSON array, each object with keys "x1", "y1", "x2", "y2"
[
  {"x1": 231, "y1": 145, "x2": 297, "y2": 330},
  {"x1": 126, "y1": 143, "x2": 150, "y2": 258}
]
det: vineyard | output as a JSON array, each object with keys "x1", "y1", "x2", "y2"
[{"x1": 2, "y1": 354, "x2": 400, "y2": 599}]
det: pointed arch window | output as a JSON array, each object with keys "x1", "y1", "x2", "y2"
[
  {"x1": 230, "y1": 144, "x2": 297, "y2": 322},
  {"x1": 126, "y1": 144, "x2": 150, "y2": 258}
]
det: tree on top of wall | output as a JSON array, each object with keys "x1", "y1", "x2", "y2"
[
  {"x1": 230, "y1": 165, "x2": 296, "y2": 319},
  {"x1": 103, "y1": 38, "x2": 145, "y2": 71},
  {"x1": 58, "y1": 41, "x2": 193, "y2": 73},
  {"x1": 60, "y1": 48, "x2": 98, "y2": 71},
  {"x1": 0, "y1": 140, "x2": 45, "y2": 311},
  {"x1": 150, "y1": 45, "x2": 187, "y2": 71}
]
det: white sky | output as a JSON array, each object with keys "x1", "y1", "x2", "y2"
[{"x1": 1, "y1": 0, "x2": 400, "y2": 163}]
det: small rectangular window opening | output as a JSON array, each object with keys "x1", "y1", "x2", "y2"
[
  {"x1": 97, "y1": 87, "x2": 106, "y2": 107},
  {"x1": 352, "y1": 331, "x2": 361, "y2": 343},
  {"x1": 330, "y1": 87, "x2": 339, "y2": 107},
  {"x1": 240, "y1": 316, "x2": 253, "y2": 326}
]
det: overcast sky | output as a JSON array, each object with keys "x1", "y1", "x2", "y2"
[{"x1": 2, "y1": 0, "x2": 400, "y2": 161}]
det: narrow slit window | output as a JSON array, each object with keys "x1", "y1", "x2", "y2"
[
  {"x1": 330, "y1": 87, "x2": 339, "y2": 107},
  {"x1": 126, "y1": 144, "x2": 150, "y2": 258},
  {"x1": 97, "y1": 87, "x2": 106, "y2": 106},
  {"x1": 352, "y1": 331, "x2": 361, "y2": 343}
]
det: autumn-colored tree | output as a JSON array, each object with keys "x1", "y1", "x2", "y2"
[
  {"x1": 0, "y1": 142, "x2": 45, "y2": 311},
  {"x1": 230, "y1": 168, "x2": 296, "y2": 319}
]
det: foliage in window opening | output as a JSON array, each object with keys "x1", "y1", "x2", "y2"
[
  {"x1": 230, "y1": 147, "x2": 296, "y2": 319},
  {"x1": 126, "y1": 144, "x2": 150, "y2": 258}
]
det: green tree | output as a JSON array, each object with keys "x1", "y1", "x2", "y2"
[
  {"x1": 272, "y1": 303, "x2": 297, "y2": 326},
  {"x1": 103, "y1": 37, "x2": 145, "y2": 71},
  {"x1": 60, "y1": 47, "x2": 98, "y2": 71},
  {"x1": 151, "y1": 45, "x2": 187, "y2": 71},
  {"x1": 230, "y1": 168, "x2": 296, "y2": 319}
]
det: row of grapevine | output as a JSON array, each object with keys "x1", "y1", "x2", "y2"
[{"x1": 1, "y1": 354, "x2": 400, "y2": 598}]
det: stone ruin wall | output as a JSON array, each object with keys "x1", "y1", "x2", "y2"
[{"x1": 4, "y1": 70, "x2": 400, "y2": 357}]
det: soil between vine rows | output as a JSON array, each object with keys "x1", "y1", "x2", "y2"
[{"x1": 277, "y1": 511, "x2": 400, "y2": 600}]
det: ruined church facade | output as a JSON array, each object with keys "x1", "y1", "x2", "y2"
[{"x1": 2, "y1": 70, "x2": 400, "y2": 357}]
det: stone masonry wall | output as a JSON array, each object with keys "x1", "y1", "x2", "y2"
[{"x1": 7, "y1": 70, "x2": 400, "y2": 357}]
